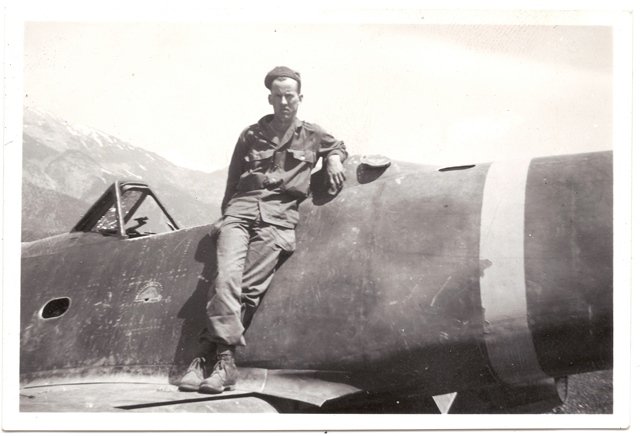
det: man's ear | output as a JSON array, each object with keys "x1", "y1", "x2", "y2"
[
  {"x1": 298, "y1": 93, "x2": 304, "y2": 103},
  {"x1": 267, "y1": 93, "x2": 274, "y2": 105}
]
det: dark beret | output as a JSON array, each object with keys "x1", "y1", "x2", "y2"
[{"x1": 264, "y1": 66, "x2": 301, "y2": 90}]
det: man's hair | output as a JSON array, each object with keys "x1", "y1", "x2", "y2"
[{"x1": 271, "y1": 76, "x2": 301, "y2": 93}]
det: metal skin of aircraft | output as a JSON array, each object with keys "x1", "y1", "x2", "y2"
[{"x1": 19, "y1": 151, "x2": 612, "y2": 414}]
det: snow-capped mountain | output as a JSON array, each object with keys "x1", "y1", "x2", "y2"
[{"x1": 22, "y1": 107, "x2": 227, "y2": 241}]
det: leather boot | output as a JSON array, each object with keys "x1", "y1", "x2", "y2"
[
  {"x1": 199, "y1": 345, "x2": 238, "y2": 394},
  {"x1": 178, "y1": 340, "x2": 216, "y2": 392}
]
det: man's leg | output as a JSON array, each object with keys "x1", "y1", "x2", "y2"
[
  {"x1": 179, "y1": 216, "x2": 249, "y2": 392},
  {"x1": 240, "y1": 222, "x2": 296, "y2": 328},
  {"x1": 199, "y1": 221, "x2": 295, "y2": 394},
  {"x1": 205, "y1": 216, "x2": 252, "y2": 347}
]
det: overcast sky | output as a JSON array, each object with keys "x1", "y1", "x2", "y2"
[{"x1": 24, "y1": 21, "x2": 612, "y2": 172}]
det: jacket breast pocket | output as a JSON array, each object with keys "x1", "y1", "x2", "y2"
[
  {"x1": 285, "y1": 148, "x2": 316, "y2": 170},
  {"x1": 245, "y1": 148, "x2": 275, "y2": 171}
]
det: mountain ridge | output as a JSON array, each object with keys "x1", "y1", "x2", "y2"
[{"x1": 22, "y1": 106, "x2": 228, "y2": 241}]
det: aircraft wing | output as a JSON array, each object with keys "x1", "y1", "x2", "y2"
[
  {"x1": 20, "y1": 368, "x2": 362, "y2": 413},
  {"x1": 21, "y1": 383, "x2": 277, "y2": 413}
]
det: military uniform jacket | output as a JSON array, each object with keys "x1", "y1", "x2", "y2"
[{"x1": 222, "y1": 114, "x2": 348, "y2": 229}]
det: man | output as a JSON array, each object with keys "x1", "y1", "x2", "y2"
[{"x1": 179, "y1": 66, "x2": 348, "y2": 394}]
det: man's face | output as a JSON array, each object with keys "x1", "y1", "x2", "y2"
[{"x1": 268, "y1": 77, "x2": 302, "y2": 123}]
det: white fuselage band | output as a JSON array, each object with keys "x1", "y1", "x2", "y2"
[{"x1": 479, "y1": 159, "x2": 549, "y2": 385}]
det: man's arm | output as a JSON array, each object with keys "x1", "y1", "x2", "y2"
[
  {"x1": 317, "y1": 130, "x2": 348, "y2": 192},
  {"x1": 221, "y1": 130, "x2": 249, "y2": 215}
]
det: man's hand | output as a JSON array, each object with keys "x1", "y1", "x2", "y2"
[
  {"x1": 326, "y1": 155, "x2": 346, "y2": 193},
  {"x1": 212, "y1": 217, "x2": 224, "y2": 235}
]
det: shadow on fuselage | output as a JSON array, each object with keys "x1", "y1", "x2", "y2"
[
  {"x1": 168, "y1": 224, "x2": 294, "y2": 384},
  {"x1": 169, "y1": 231, "x2": 218, "y2": 383}
]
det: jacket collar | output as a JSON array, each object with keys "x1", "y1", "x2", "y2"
[{"x1": 258, "y1": 115, "x2": 302, "y2": 146}]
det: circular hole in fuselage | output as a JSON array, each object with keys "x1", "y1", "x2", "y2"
[{"x1": 40, "y1": 297, "x2": 71, "y2": 319}]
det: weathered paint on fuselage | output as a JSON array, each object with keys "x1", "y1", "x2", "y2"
[
  {"x1": 245, "y1": 158, "x2": 493, "y2": 395},
  {"x1": 20, "y1": 152, "x2": 613, "y2": 400},
  {"x1": 21, "y1": 225, "x2": 216, "y2": 382}
]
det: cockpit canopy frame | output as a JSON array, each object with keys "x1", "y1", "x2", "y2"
[{"x1": 71, "y1": 181, "x2": 179, "y2": 238}]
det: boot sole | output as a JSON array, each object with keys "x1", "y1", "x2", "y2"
[
  {"x1": 198, "y1": 385, "x2": 236, "y2": 395},
  {"x1": 178, "y1": 383, "x2": 201, "y2": 392}
]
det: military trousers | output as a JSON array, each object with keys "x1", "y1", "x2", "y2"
[{"x1": 204, "y1": 215, "x2": 296, "y2": 347}]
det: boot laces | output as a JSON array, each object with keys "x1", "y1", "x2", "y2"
[
  {"x1": 187, "y1": 356, "x2": 206, "y2": 371},
  {"x1": 212, "y1": 354, "x2": 234, "y2": 372}
]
